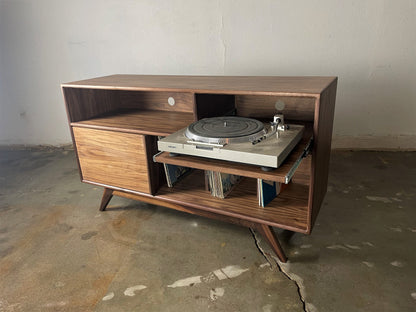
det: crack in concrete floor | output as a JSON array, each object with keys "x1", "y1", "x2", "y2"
[{"x1": 250, "y1": 228, "x2": 308, "y2": 312}]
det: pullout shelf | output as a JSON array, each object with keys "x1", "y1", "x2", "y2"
[
  {"x1": 154, "y1": 136, "x2": 312, "y2": 184},
  {"x1": 71, "y1": 110, "x2": 195, "y2": 136},
  {"x1": 154, "y1": 170, "x2": 309, "y2": 233}
]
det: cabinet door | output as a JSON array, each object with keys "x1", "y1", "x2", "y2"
[{"x1": 73, "y1": 127, "x2": 151, "y2": 194}]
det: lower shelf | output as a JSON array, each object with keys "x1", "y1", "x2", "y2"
[{"x1": 154, "y1": 170, "x2": 310, "y2": 233}]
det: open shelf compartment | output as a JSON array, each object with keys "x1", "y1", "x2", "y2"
[
  {"x1": 155, "y1": 170, "x2": 309, "y2": 232},
  {"x1": 71, "y1": 109, "x2": 195, "y2": 137}
]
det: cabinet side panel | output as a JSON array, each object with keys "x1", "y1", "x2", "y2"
[
  {"x1": 62, "y1": 87, "x2": 119, "y2": 122},
  {"x1": 235, "y1": 95, "x2": 315, "y2": 121},
  {"x1": 73, "y1": 127, "x2": 151, "y2": 194},
  {"x1": 291, "y1": 155, "x2": 311, "y2": 185},
  {"x1": 310, "y1": 78, "x2": 338, "y2": 229}
]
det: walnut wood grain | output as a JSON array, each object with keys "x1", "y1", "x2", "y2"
[
  {"x1": 62, "y1": 87, "x2": 119, "y2": 122},
  {"x1": 155, "y1": 171, "x2": 309, "y2": 232},
  {"x1": 119, "y1": 90, "x2": 194, "y2": 113},
  {"x1": 310, "y1": 78, "x2": 338, "y2": 229},
  {"x1": 111, "y1": 189, "x2": 267, "y2": 229},
  {"x1": 100, "y1": 188, "x2": 114, "y2": 211},
  {"x1": 62, "y1": 75, "x2": 338, "y2": 259},
  {"x1": 254, "y1": 224, "x2": 287, "y2": 262},
  {"x1": 73, "y1": 127, "x2": 151, "y2": 193},
  {"x1": 62, "y1": 75, "x2": 336, "y2": 95},
  {"x1": 71, "y1": 110, "x2": 195, "y2": 137},
  {"x1": 83, "y1": 172, "x2": 308, "y2": 233},
  {"x1": 235, "y1": 95, "x2": 315, "y2": 121},
  {"x1": 291, "y1": 155, "x2": 311, "y2": 185},
  {"x1": 154, "y1": 137, "x2": 312, "y2": 184}
]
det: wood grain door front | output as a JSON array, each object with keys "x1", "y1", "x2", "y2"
[{"x1": 73, "y1": 127, "x2": 150, "y2": 193}]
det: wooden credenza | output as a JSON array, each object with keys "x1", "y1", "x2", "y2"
[{"x1": 62, "y1": 75, "x2": 337, "y2": 262}]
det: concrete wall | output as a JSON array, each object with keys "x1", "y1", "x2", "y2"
[{"x1": 0, "y1": 0, "x2": 415, "y2": 148}]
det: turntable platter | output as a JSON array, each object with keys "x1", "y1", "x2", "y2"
[{"x1": 185, "y1": 116, "x2": 266, "y2": 144}]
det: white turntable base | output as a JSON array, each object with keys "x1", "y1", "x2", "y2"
[{"x1": 158, "y1": 124, "x2": 304, "y2": 168}]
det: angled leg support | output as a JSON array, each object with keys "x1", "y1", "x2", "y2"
[
  {"x1": 99, "y1": 188, "x2": 114, "y2": 211},
  {"x1": 255, "y1": 224, "x2": 287, "y2": 263}
]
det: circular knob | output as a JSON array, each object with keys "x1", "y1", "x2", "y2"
[
  {"x1": 275, "y1": 100, "x2": 285, "y2": 111},
  {"x1": 168, "y1": 97, "x2": 175, "y2": 106}
]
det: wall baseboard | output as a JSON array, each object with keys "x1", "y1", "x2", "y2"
[{"x1": 331, "y1": 135, "x2": 416, "y2": 151}]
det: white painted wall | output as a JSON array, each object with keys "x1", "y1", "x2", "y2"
[{"x1": 0, "y1": 0, "x2": 415, "y2": 148}]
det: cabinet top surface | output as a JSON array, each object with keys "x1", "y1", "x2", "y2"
[{"x1": 62, "y1": 74, "x2": 337, "y2": 95}]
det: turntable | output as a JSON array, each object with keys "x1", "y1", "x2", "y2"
[{"x1": 157, "y1": 115, "x2": 304, "y2": 170}]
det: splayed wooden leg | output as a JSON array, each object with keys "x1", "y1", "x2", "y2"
[
  {"x1": 99, "y1": 188, "x2": 113, "y2": 211},
  {"x1": 255, "y1": 224, "x2": 287, "y2": 263}
]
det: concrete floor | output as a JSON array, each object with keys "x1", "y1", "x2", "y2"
[{"x1": 0, "y1": 148, "x2": 415, "y2": 312}]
